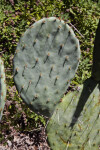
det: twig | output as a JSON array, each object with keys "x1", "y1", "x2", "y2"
[
  {"x1": 0, "y1": 50, "x2": 6, "y2": 54},
  {"x1": 68, "y1": 22, "x2": 84, "y2": 38}
]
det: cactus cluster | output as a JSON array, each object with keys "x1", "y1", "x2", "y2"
[
  {"x1": 0, "y1": 57, "x2": 6, "y2": 121},
  {"x1": 0, "y1": 14, "x2": 99, "y2": 150},
  {"x1": 13, "y1": 17, "x2": 80, "y2": 117},
  {"x1": 46, "y1": 20, "x2": 100, "y2": 150},
  {"x1": 12, "y1": 17, "x2": 100, "y2": 150}
]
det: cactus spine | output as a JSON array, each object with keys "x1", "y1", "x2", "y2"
[{"x1": 0, "y1": 57, "x2": 6, "y2": 121}]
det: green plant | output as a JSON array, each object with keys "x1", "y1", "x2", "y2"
[
  {"x1": 46, "y1": 20, "x2": 100, "y2": 150},
  {"x1": 13, "y1": 17, "x2": 80, "y2": 117},
  {"x1": 0, "y1": 57, "x2": 6, "y2": 120},
  {"x1": 0, "y1": 0, "x2": 100, "y2": 148}
]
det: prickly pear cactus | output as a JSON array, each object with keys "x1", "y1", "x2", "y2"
[
  {"x1": 0, "y1": 57, "x2": 6, "y2": 121},
  {"x1": 92, "y1": 20, "x2": 100, "y2": 81},
  {"x1": 13, "y1": 17, "x2": 80, "y2": 117},
  {"x1": 46, "y1": 20, "x2": 100, "y2": 150},
  {"x1": 46, "y1": 78, "x2": 100, "y2": 150}
]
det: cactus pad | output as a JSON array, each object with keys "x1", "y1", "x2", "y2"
[
  {"x1": 92, "y1": 20, "x2": 100, "y2": 81},
  {"x1": 13, "y1": 17, "x2": 80, "y2": 117},
  {"x1": 47, "y1": 78, "x2": 100, "y2": 150},
  {"x1": 0, "y1": 57, "x2": 6, "y2": 121}
]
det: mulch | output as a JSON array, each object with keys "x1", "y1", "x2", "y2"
[{"x1": 0, "y1": 126, "x2": 50, "y2": 150}]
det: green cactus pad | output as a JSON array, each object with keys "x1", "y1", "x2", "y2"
[
  {"x1": 13, "y1": 17, "x2": 80, "y2": 117},
  {"x1": 92, "y1": 20, "x2": 100, "y2": 81},
  {"x1": 47, "y1": 78, "x2": 100, "y2": 150},
  {"x1": 0, "y1": 57, "x2": 6, "y2": 121}
]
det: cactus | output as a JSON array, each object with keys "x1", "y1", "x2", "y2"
[
  {"x1": 46, "y1": 78, "x2": 100, "y2": 150},
  {"x1": 13, "y1": 17, "x2": 80, "y2": 117},
  {"x1": 92, "y1": 20, "x2": 100, "y2": 81},
  {"x1": 46, "y1": 20, "x2": 100, "y2": 149},
  {"x1": 0, "y1": 57, "x2": 6, "y2": 121}
]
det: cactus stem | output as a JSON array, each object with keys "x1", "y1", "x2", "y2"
[{"x1": 13, "y1": 17, "x2": 80, "y2": 118}]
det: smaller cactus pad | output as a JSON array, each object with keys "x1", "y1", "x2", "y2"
[
  {"x1": 92, "y1": 20, "x2": 100, "y2": 81},
  {"x1": 0, "y1": 57, "x2": 6, "y2": 121},
  {"x1": 46, "y1": 78, "x2": 100, "y2": 150},
  {"x1": 13, "y1": 17, "x2": 80, "y2": 117}
]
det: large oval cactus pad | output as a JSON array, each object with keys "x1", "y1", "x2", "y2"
[
  {"x1": 47, "y1": 78, "x2": 100, "y2": 150},
  {"x1": 13, "y1": 17, "x2": 80, "y2": 117},
  {"x1": 0, "y1": 57, "x2": 6, "y2": 121}
]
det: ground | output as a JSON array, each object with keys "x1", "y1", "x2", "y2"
[{"x1": 0, "y1": 125, "x2": 50, "y2": 150}]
